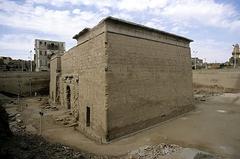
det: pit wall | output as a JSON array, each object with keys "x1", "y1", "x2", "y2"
[
  {"x1": 105, "y1": 21, "x2": 193, "y2": 140},
  {"x1": 193, "y1": 69, "x2": 240, "y2": 92},
  {"x1": 58, "y1": 22, "x2": 108, "y2": 143},
  {"x1": 0, "y1": 72, "x2": 49, "y2": 96}
]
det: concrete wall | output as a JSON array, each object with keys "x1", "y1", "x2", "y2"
[
  {"x1": 57, "y1": 22, "x2": 108, "y2": 142},
  {"x1": 105, "y1": 21, "x2": 193, "y2": 140},
  {"x1": 0, "y1": 72, "x2": 49, "y2": 96},
  {"x1": 193, "y1": 69, "x2": 240, "y2": 92}
]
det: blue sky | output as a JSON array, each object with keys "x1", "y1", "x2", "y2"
[{"x1": 0, "y1": 0, "x2": 239, "y2": 62}]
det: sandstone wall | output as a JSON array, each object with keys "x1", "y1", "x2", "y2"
[
  {"x1": 50, "y1": 55, "x2": 61, "y2": 103},
  {"x1": 193, "y1": 69, "x2": 240, "y2": 92},
  {"x1": 58, "y1": 23, "x2": 108, "y2": 142},
  {"x1": 0, "y1": 72, "x2": 49, "y2": 96},
  {"x1": 105, "y1": 21, "x2": 193, "y2": 140}
]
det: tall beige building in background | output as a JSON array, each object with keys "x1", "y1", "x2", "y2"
[
  {"x1": 50, "y1": 17, "x2": 193, "y2": 143},
  {"x1": 34, "y1": 39, "x2": 65, "y2": 72}
]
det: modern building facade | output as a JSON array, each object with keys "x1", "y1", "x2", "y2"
[
  {"x1": 229, "y1": 43, "x2": 240, "y2": 67},
  {"x1": 50, "y1": 17, "x2": 193, "y2": 143},
  {"x1": 34, "y1": 39, "x2": 65, "y2": 72},
  {"x1": 191, "y1": 57, "x2": 204, "y2": 69}
]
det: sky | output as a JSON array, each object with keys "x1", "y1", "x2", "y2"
[{"x1": 0, "y1": 0, "x2": 239, "y2": 62}]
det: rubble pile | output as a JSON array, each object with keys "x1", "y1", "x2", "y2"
[
  {"x1": 1, "y1": 110, "x2": 117, "y2": 159},
  {"x1": 8, "y1": 112, "x2": 26, "y2": 133},
  {"x1": 54, "y1": 111, "x2": 78, "y2": 127},
  {"x1": 193, "y1": 88, "x2": 223, "y2": 103},
  {"x1": 40, "y1": 98, "x2": 58, "y2": 111},
  {"x1": 129, "y1": 143, "x2": 182, "y2": 159}
]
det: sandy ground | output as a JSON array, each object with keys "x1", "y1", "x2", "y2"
[{"x1": 4, "y1": 93, "x2": 240, "y2": 159}]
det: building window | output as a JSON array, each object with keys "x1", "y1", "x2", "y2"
[
  {"x1": 86, "y1": 107, "x2": 90, "y2": 127},
  {"x1": 39, "y1": 51, "x2": 42, "y2": 55},
  {"x1": 40, "y1": 60, "x2": 42, "y2": 65},
  {"x1": 44, "y1": 42, "x2": 47, "y2": 46},
  {"x1": 39, "y1": 41, "x2": 42, "y2": 45},
  {"x1": 45, "y1": 51, "x2": 47, "y2": 55}
]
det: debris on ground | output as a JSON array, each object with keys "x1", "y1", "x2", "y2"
[
  {"x1": 40, "y1": 98, "x2": 58, "y2": 111},
  {"x1": 1, "y1": 102, "x2": 118, "y2": 159},
  {"x1": 129, "y1": 145, "x2": 222, "y2": 159},
  {"x1": 54, "y1": 111, "x2": 78, "y2": 127},
  {"x1": 129, "y1": 144, "x2": 182, "y2": 159},
  {"x1": 193, "y1": 88, "x2": 223, "y2": 103},
  {"x1": 1, "y1": 94, "x2": 226, "y2": 159}
]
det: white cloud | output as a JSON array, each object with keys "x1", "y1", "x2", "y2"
[
  {"x1": 0, "y1": 34, "x2": 34, "y2": 51},
  {"x1": 118, "y1": 0, "x2": 149, "y2": 11},
  {"x1": 72, "y1": 8, "x2": 81, "y2": 14},
  {"x1": 0, "y1": 34, "x2": 35, "y2": 60},
  {"x1": 0, "y1": 1, "x2": 104, "y2": 38},
  {"x1": 117, "y1": 0, "x2": 169, "y2": 11},
  {"x1": 0, "y1": 0, "x2": 239, "y2": 62},
  {"x1": 144, "y1": 18, "x2": 166, "y2": 30},
  {"x1": 191, "y1": 39, "x2": 232, "y2": 63},
  {"x1": 27, "y1": 0, "x2": 115, "y2": 8},
  {"x1": 159, "y1": 0, "x2": 239, "y2": 30}
]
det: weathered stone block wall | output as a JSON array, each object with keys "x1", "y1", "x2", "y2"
[
  {"x1": 50, "y1": 55, "x2": 61, "y2": 103},
  {"x1": 0, "y1": 72, "x2": 49, "y2": 96},
  {"x1": 105, "y1": 21, "x2": 193, "y2": 140},
  {"x1": 193, "y1": 69, "x2": 240, "y2": 92},
  {"x1": 59, "y1": 23, "x2": 108, "y2": 142}
]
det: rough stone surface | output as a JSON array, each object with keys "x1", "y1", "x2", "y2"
[
  {"x1": 129, "y1": 144, "x2": 182, "y2": 158},
  {"x1": 0, "y1": 72, "x2": 49, "y2": 96},
  {"x1": 193, "y1": 69, "x2": 240, "y2": 93},
  {"x1": 50, "y1": 17, "x2": 193, "y2": 142}
]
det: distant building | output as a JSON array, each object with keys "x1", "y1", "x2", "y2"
[
  {"x1": 34, "y1": 39, "x2": 65, "y2": 72},
  {"x1": 191, "y1": 57, "x2": 204, "y2": 69},
  {"x1": 207, "y1": 63, "x2": 221, "y2": 69},
  {"x1": 229, "y1": 43, "x2": 240, "y2": 67},
  {"x1": 0, "y1": 56, "x2": 31, "y2": 72},
  {"x1": 0, "y1": 56, "x2": 12, "y2": 65}
]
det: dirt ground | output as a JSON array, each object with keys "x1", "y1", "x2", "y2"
[{"x1": 2, "y1": 92, "x2": 240, "y2": 159}]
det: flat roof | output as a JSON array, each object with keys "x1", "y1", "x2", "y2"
[
  {"x1": 72, "y1": 28, "x2": 90, "y2": 40},
  {"x1": 73, "y1": 16, "x2": 193, "y2": 42},
  {"x1": 35, "y1": 39, "x2": 65, "y2": 43}
]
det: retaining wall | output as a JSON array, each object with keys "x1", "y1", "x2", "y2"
[
  {"x1": 0, "y1": 72, "x2": 49, "y2": 96},
  {"x1": 193, "y1": 69, "x2": 240, "y2": 92}
]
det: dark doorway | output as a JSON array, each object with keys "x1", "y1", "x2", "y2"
[
  {"x1": 66, "y1": 86, "x2": 71, "y2": 109},
  {"x1": 86, "y1": 107, "x2": 90, "y2": 127}
]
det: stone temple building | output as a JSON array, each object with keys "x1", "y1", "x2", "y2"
[
  {"x1": 50, "y1": 17, "x2": 193, "y2": 143},
  {"x1": 34, "y1": 39, "x2": 65, "y2": 72}
]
